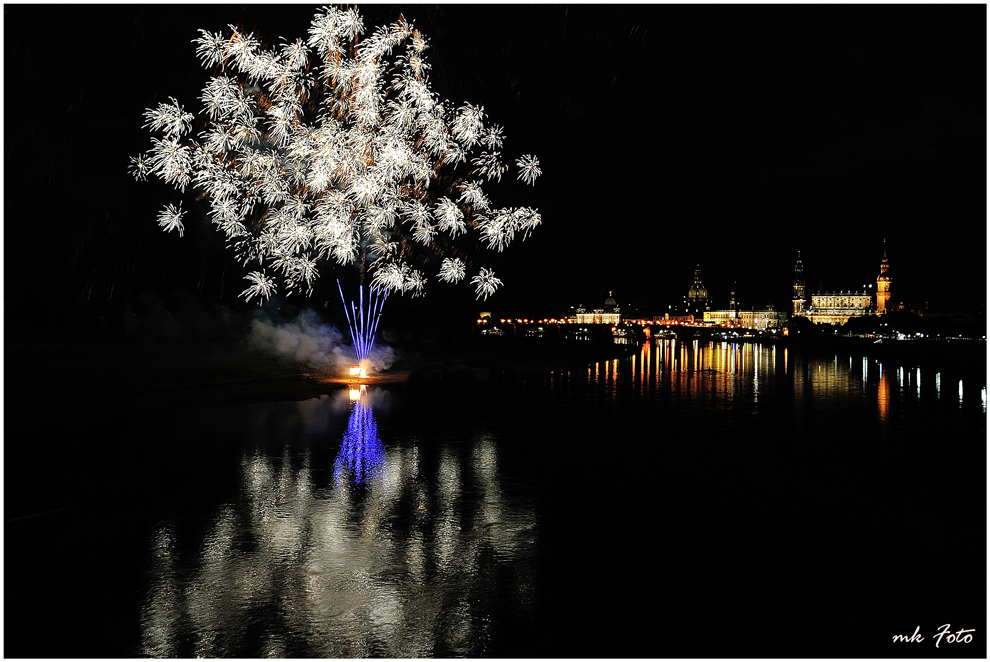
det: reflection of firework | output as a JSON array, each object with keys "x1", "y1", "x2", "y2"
[
  {"x1": 334, "y1": 388, "x2": 386, "y2": 484},
  {"x1": 338, "y1": 281, "x2": 386, "y2": 365},
  {"x1": 138, "y1": 392, "x2": 538, "y2": 657}
]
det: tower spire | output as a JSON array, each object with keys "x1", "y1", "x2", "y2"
[
  {"x1": 792, "y1": 251, "x2": 806, "y2": 316},
  {"x1": 876, "y1": 240, "x2": 892, "y2": 314}
]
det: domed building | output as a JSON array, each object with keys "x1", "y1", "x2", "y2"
[
  {"x1": 574, "y1": 292, "x2": 622, "y2": 324},
  {"x1": 686, "y1": 265, "x2": 709, "y2": 307},
  {"x1": 676, "y1": 264, "x2": 710, "y2": 318}
]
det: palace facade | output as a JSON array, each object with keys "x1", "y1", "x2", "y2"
[
  {"x1": 704, "y1": 305, "x2": 788, "y2": 330},
  {"x1": 792, "y1": 243, "x2": 894, "y2": 325},
  {"x1": 803, "y1": 291, "x2": 874, "y2": 325},
  {"x1": 574, "y1": 292, "x2": 621, "y2": 324},
  {"x1": 702, "y1": 284, "x2": 787, "y2": 329}
]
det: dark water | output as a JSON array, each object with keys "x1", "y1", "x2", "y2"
[{"x1": 5, "y1": 339, "x2": 986, "y2": 658}]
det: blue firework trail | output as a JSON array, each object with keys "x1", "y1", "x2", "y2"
[{"x1": 337, "y1": 280, "x2": 387, "y2": 363}]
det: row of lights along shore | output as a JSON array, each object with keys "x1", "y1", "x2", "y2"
[{"x1": 482, "y1": 318, "x2": 715, "y2": 327}]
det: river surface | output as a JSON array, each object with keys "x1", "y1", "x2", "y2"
[{"x1": 5, "y1": 339, "x2": 986, "y2": 658}]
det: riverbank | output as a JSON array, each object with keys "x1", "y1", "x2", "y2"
[
  {"x1": 10, "y1": 332, "x2": 982, "y2": 412},
  {"x1": 5, "y1": 335, "x2": 639, "y2": 412}
]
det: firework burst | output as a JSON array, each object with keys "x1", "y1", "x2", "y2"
[{"x1": 131, "y1": 7, "x2": 542, "y2": 304}]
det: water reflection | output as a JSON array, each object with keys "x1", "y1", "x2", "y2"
[
  {"x1": 334, "y1": 386, "x2": 386, "y2": 484},
  {"x1": 563, "y1": 338, "x2": 984, "y2": 433},
  {"x1": 139, "y1": 388, "x2": 537, "y2": 658},
  {"x1": 877, "y1": 364, "x2": 890, "y2": 425}
]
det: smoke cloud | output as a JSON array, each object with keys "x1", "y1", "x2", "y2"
[{"x1": 244, "y1": 308, "x2": 395, "y2": 374}]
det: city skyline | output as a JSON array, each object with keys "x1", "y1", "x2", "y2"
[
  {"x1": 513, "y1": 239, "x2": 931, "y2": 321},
  {"x1": 4, "y1": 4, "x2": 984, "y2": 332}
]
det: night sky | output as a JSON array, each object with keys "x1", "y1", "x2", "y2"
[{"x1": 4, "y1": 4, "x2": 986, "y2": 334}]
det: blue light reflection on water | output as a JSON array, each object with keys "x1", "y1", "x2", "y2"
[{"x1": 333, "y1": 386, "x2": 386, "y2": 484}]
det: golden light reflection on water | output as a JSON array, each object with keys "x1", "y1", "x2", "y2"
[
  {"x1": 568, "y1": 339, "x2": 983, "y2": 430},
  {"x1": 877, "y1": 364, "x2": 890, "y2": 425},
  {"x1": 139, "y1": 389, "x2": 537, "y2": 658}
]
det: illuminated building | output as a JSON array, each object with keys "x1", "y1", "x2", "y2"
[
  {"x1": 655, "y1": 313, "x2": 696, "y2": 324},
  {"x1": 694, "y1": 279, "x2": 786, "y2": 330},
  {"x1": 876, "y1": 239, "x2": 892, "y2": 315},
  {"x1": 704, "y1": 298, "x2": 788, "y2": 330},
  {"x1": 684, "y1": 264, "x2": 710, "y2": 314},
  {"x1": 791, "y1": 243, "x2": 893, "y2": 325},
  {"x1": 574, "y1": 292, "x2": 621, "y2": 324},
  {"x1": 804, "y1": 291, "x2": 874, "y2": 325}
]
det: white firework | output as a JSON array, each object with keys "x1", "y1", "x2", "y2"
[
  {"x1": 412, "y1": 219, "x2": 437, "y2": 245},
  {"x1": 370, "y1": 261, "x2": 409, "y2": 294},
  {"x1": 146, "y1": 137, "x2": 193, "y2": 192},
  {"x1": 240, "y1": 270, "x2": 277, "y2": 303},
  {"x1": 132, "y1": 7, "x2": 542, "y2": 304},
  {"x1": 516, "y1": 154, "x2": 542, "y2": 185},
  {"x1": 128, "y1": 153, "x2": 149, "y2": 182},
  {"x1": 156, "y1": 203, "x2": 185, "y2": 237},
  {"x1": 437, "y1": 257, "x2": 466, "y2": 283},
  {"x1": 434, "y1": 197, "x2": 466, "y2": 237},
  {"x1": 456, "y1": 180, "x2": 486, "y2": 207},
  {"x1": 403, "y1": 269, "x2": 427, "y2": 297},
  {"x1": 471, "y1": 151, "x2": 509, "y2": 182},
  {"x1": 142, "y1": 97, "x2": 195, "y2": 138},
  {"x1": 400, "y1": 199, "x2": 432, "y2": 226},
  {"x1": 481, "y1": 125, "x2": 504, "y2": 150},
  {"x1": 471, "y1": 268, "x2": 503, "y2": 301},
  {"x1": 477, "y1": 209, "x2": 513, "y2": 252},
  {"x1": 277, "y1": 220, "x2": 312, "y2": 255},
  {"x1": 200, "y1": 76, "x2": 239, "y2": 120},
  {"x1": 451, "y1": 103, "x2": 485, "y2": 148},
  {"x1": 517, "y1": 207, "x2": 542, "y2": 239},
  {"x1": 193, "y1": 29, "x2": 228, "y2": 68}
]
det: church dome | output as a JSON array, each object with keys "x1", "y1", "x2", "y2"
[{"x1": 687, "y1": 266, "x2": 708, "y2": 303}]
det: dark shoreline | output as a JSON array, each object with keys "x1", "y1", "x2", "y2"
[{"x1": 6, "y1": 333, "x2": 983, "y2": 410}]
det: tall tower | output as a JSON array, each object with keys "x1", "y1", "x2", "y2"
[
  {"x1": 876, "y1": 239, "x2": 892, "y2": 315},
  {"x1": 792, "y1": 251, "x2": 806, "y2": 316}
]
